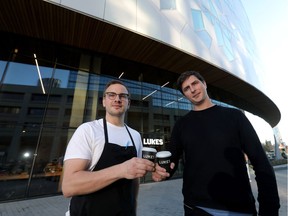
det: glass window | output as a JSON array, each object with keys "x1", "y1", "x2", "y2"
[
  {"x1": 0, "y1": 121, "x2": 17, "y2": 128},
  {"x1": 214, "y1": 22, "x2": 224, "y2": 46},
  {"x1": 197, "y1": 30, "x2": 212, "y2": 48},
  {"x1": 204, "y1": 10, "x2": 214, "y2": 24},
  {"x1": 214, "y1": 0, "x2": 222, "y2": 12},
  {"x1": 28, "y1": 108, "x2": 45, "y2": 116},
  {"x1": 223, "y1": 29, "x2": 234, "y2": 61},
  {"x1": 208, "y1": 0, "x2": 218, "y2": 18},
  {"x1": 192, "y1": 9, "x2": 205, "y2": 30},
  {"x1": 30, "y1": 94, "x2": 47, "y2": 102},
  {"x1": 0, "y1": 106, "x2": 20, "y2": 114},
  {"x1": 0, "y1": 92, "x2": 24, "y2": 100},
  {"x1": 2, "y1": 62, "x2": 52, "y2": 88}
]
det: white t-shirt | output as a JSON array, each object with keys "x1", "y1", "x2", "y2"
[{"x1": 64, "y1": 119, "x2": 143, "y2": 171}]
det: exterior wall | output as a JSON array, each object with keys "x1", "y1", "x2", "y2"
[{"x1": 47, "y1": 0, "x2": 262, "y2": 90}]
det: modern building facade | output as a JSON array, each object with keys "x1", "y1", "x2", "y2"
[{"x1": 0, "y1": 0, "x2": 281, "y2": 202}]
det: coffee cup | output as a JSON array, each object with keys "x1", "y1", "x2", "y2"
[
  {"x1": 142, "y1": 147, "x2": 157, "y2": 162},
  {"x1": 156, "y1": 151, "x2": 172, "y2": 172}
]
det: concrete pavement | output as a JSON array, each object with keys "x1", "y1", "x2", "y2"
[{"x1": 0, "y1": 164, "x2": 287, "y2": 216}]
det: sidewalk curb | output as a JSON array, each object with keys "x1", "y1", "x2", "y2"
[{"x1": 273, "y1": 163, "x2": 288, "y2": 170}]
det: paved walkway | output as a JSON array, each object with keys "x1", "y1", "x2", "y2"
[{"x1": 0, "y1": 165, "x2": 287, "y2": 216}]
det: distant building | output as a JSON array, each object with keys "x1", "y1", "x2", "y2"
[{"x1": 41, "y1": 78, "x2": 61, "y2": 89}]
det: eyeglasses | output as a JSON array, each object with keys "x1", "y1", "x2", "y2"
[{"x1": 105, "y1": 92, "x2": 130, "y2": 100}]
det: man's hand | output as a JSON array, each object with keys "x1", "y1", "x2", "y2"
[
  {"x1": 122, "y1": 157, "x2": 155, "y2": 179},
  {"x1": 152, "y1": 162, "x2": 175, "y2": 182}
]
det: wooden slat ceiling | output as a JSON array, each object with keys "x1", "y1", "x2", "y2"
[{"x1": 0, "y1": 0, "x2": 281, "y2": 127}]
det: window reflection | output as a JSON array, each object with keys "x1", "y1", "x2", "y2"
[{"x1": 0, "y1": 49, "x2": 191, "y2": 202}]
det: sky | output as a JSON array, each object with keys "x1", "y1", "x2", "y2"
[{"x1": 242, "y1": 0, "x2": 288, "y2": 145}]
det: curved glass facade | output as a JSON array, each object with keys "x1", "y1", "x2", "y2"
[
  {"x1": 0, "y1": 36, "x2": 190, "y2": 201},
  {"x1": 49, "y1": 0, "x2": 262, "y2": 90}
]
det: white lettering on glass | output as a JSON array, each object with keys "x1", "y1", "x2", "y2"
[{"x1": 143, "y1": 138, "x2": 164, "y2": 146}]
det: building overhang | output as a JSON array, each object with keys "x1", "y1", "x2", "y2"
[{"x1": 0, "y1": 0, "x2": 281, "y2": 127}]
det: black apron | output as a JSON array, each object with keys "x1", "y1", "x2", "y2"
[{"x1": 70, "y1": 118, "x2": 137, "y2": 216}]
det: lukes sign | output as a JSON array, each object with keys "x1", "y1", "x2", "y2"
[{"x1": 143, "y1": 138, "x2": 163, "y2": 146}]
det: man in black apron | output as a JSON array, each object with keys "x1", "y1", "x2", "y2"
[{"x1": 62, "y1": 80, "x2": 155, "y2": 216}]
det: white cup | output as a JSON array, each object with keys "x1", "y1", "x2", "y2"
[
  {"x1": 142, "y1": 147, "x2": 157, "y2": 162},
  {"x1": 156, "y1": 151, "x2": 172, "y2": 172}
]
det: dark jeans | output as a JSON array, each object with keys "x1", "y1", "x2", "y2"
[{"x1": 184, "y1": 204, "x2": 212, "y2": 216}]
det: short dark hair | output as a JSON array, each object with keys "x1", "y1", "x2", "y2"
[
  {"x1": 103, "y1": 80, "x2": 129, "y2": 96},
  {"x1": 177, "y1": 71, "x2": 205, "y2": 95}
]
